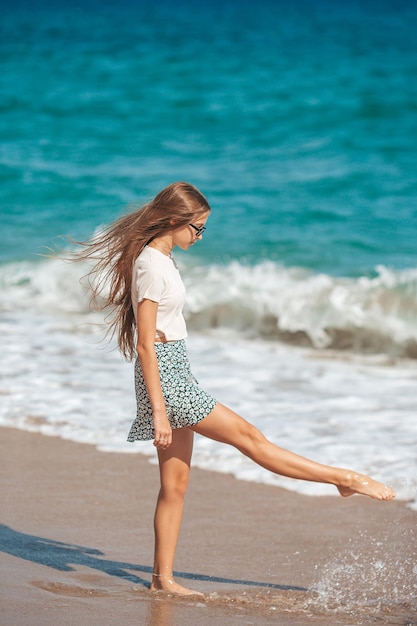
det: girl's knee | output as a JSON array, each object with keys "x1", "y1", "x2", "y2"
[
  {"x1": 160, "y1": 469, "x2": 190, "y2": 500},
  {"x1": 237, "y1": 421, "x2": 268, "y2": 455}
]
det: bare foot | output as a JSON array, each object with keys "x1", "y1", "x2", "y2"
[
  {"x1": 151, "y1": 574, "x2": 204, "y2": 597},
  {"x1": 337, "y1": 472, "x2": 396, "y2": 500}
]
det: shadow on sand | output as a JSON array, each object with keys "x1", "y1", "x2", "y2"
[{"x1": 0, "y1": 523, "x2": 306, "y2": 592}]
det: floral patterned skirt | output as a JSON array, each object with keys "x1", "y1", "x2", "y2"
[{"x1": 127, "y1": 340, "x2": 217, "y2": 441}]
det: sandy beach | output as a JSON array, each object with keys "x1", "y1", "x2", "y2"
[{"x1": 1, "y1": 427, "x2": 416, "y2": 626}]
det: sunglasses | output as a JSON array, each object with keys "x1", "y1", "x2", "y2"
[{"x1": 189, "y1": 223, "x2": 207, "y2": 237}]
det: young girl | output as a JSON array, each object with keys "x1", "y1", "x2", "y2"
[{"x1": 78, "y1": 181, "x2": 395, "y2": 597}]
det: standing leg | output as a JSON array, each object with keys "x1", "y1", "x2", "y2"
[
  {"x1": 192, "y1": 404, "x2": 395, "y2": 501},
  {"x1": 151, "y1": 427, "x2": 203, "y2": 596}
]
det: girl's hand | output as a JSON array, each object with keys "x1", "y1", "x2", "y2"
[{"x1": 153, "y1": 413, "x2": 172, "y2": 450}]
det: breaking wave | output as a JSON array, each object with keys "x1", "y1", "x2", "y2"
[{"x1": 2, "y1": 257, "x2": 417, "y2": 359}]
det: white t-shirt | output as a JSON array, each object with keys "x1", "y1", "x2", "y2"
[{"x1": 131, "y1": 246, "x2": 187, "y2": 341}]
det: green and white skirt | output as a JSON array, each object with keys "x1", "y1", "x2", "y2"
[{"x1": 127, "y1": 340, "x2": 217, "y2": 441}]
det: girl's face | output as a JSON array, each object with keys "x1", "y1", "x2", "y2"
[{"x1": 172, "y1": 211, "x2": 210, "y2": 250}]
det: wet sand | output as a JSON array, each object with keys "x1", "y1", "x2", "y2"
[{"x1": 1, "y1": 427, "x2": 416, "y2": 625}]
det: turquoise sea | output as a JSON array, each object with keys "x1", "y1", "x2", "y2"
[
  {"x1": 1, "y1": 0, "x2": 417, "y2": 612},
  {"x1": 2, "y1": 1, "x2": 417, "y2": 271}
]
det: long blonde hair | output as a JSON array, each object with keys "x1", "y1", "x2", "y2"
[{"x1": 76, "y1": 181, "x2": 211, "y2": 360}]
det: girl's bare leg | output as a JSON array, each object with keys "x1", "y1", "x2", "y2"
[
  {"x1": 151, "y1": 428, "x2": 204, "y2": 596},
  {"x1": 192, "y1": 403, "x2": 395, "y2": 501}
]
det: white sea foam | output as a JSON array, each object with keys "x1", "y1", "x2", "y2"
[
  {"x1": 3, "y1": 256, "x2": 417, "y2": 356},
  {"x1": 1, "y1": 258, "x2": 416, "y2": 508},
  {"x1": 183, "y1": 260, "x2": 417, "y2": 357}
]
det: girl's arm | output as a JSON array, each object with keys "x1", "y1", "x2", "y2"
[{"x1": 136, "y1": 299, "x2": 172, "y2": 449}]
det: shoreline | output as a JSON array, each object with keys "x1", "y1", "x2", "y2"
[{"x1": 1, "y1": 427, "x2": 416, "y2": 625}]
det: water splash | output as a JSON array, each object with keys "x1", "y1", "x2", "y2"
[{"x1": 308, "y1": 528, "x2": 417, "y2": 614}]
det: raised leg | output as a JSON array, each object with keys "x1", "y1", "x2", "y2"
[
  {"x1": 191, "y1": 403, "x2": 395, "y2": 501},
  {"x1": 151, "y1": 427, "x2": 204, "y2": 596}
]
